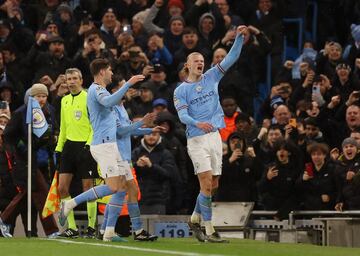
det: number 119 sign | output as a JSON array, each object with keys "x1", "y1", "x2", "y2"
[{"x1": 154, "y1": 222, "x2": 190, "y2": 238}]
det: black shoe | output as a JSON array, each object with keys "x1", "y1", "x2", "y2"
[
  {"x1": 206, "y1": 231, "x2": 229, "y2": 243},
  {"x1": 97, "y1": 233, "x2": 104, "y2": 240},
  {"x1": 188, "y1": 222, "x2": 206, "y2": 242},
  {"x1": 58, "y1": 228, "x2": 79, "y2": 238},
  {"x1": 83, "y1": 227, "x2": 96, "y2": 238},
  {"x1": 134, "y1": 229, "x2": 158, "y2": 241}
]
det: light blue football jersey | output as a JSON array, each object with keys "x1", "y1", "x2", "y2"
[
  {"x1": 87, "y1": 82, "x2": 131, "y2": 145},
  {"x1": 174, "y1": 34, "x2": 244, "y2": 138}
]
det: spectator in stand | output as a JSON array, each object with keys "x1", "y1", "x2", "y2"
[
  {"x1": 0, "y1": 83, "x2": 16, "y2": 112},
  {"x1": 173, "y1": 27, "x2": 211, "y2": 72},
  {"x1": 131, "y1": 9, "x2": 151, "y2": 51},
  {"x1": 1, "y1": 43, "x2": 30, "y2": 99},
  {"x1": 329, "y1": 62, "x2": 360, "y2": 104},
  {"x1": 249, "y1": 0, "x2": 283, "y2": 78},
  {"x1": 235, "y1": 112, "x2": 259, "y2": 146},
  {"x1": 155, "y1": 111, "x2": 188, "y2": 214},
  {"x1": 115, "y1": 44, "x2": 149, "y2": 80},
  {"x1": 272, "y1": 104, "x2": 291, "y2": 128},
  {"x1": 219, "y1": 25, "x2": 271, "y2": 114},
  {"x1": 100, "y1": 8, "x2": 122, "y2": 48},
  {"x1": 126, "y1": 83, "x2": 154, "y2": 118},
  {"x1": 219, "y1": 96, "x2": 240, "y2": 142},
  {"x1": 146, "y1": 33, "x2": 173, "y2": 67},
  {"x1": 140, "y1": 64, "x2": 175, "y2": 105},
  {"x1": 142, "y1": 0, "x2": 185, "y2": 54},
  {"x1": 257, "y1": 139, "x2": 301, "y2": 220},
  {"x1": 215, "y1": 0, "x2": 244, "y2": 29},
  {"x1": 184, "y1": 0, "x2": 226, "y2": 50},
  {"x1": 316, "y1": 41, "x2": 343, "y2": 83},
  {"x1": 217, "y1": 132, "x2": 261, "y2": 202},
  {"x1": 26, "y1": 33, "x2": 72, "y2": 83},
  {"x1": 350, "y1": 127, "x2": 360, "y2": 145},
  {"x1": 0, "y1": 113, "x2": 9, "y2": 127},
  {"x1": 335, "y1": 138, "x2": 360, "y2": 211},
  {"x1": 132, "y1": 131, "x2": 176, "y2": 214},
  {"x1": 296, "y1": 142, "x2": 337, "y2": 210},
  {"x1": 253, "y1": 124, "x2": 284, "y2": 166},
  {"x1": 1, "y1": 83, "x2": 59, "y2": 237},
  {"x1": 73, "y1": 28, "x2": 113, "y2": 87}
]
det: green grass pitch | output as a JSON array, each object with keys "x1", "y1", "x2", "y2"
[{"x1": 1, "y1": 237, "x2": 360, "y2": 256}]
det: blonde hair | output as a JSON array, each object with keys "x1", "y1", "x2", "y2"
[{"x1": 182, "y1": 52, "x2": 203, "y2": 75}]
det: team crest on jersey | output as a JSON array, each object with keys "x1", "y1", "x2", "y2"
[
  {"x1": 74, "y1": 110, "x2": 82, "y2": 120},
  {"x1": 196, "y1": 85, "x2": 202, "y2": 92}
]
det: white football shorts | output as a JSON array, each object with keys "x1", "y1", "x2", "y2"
[
  {"x1": 187, "y1": 131, "x2": 223, "y2": 176},
  {"x1": 90, "y1": 142, "x2": 133, "y2": 180}
]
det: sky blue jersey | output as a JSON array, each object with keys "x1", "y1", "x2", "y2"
[
  {"x1": 114, "y1": 104, "x2": 152, "y2": 162},
  {"x1": 87, "y1": 81, "x2": 132, "y2": 145},
  {"x1": 173, "y1": 34, "x2": 244, "y2": 138}
]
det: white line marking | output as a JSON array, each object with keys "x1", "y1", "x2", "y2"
[{"x1": 44, "y1": 239, "x2": 227, "y2": 256}]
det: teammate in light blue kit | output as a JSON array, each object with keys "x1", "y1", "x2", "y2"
[
  {"x1": 174, "y1": 26, "x2": 248, "y2": 243},
  {"x1": 98, "y1": 79, "x2": 164, "y2": 240},
  {"x1": 59, "y1": 59, "x2": 156, "y2": 241}
]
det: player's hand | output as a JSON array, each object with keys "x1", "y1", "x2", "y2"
[
  {"x1": 152, "y1": 126, "x2": 166, "y2": 133},
  {"x1": 266, "y1": 166, "x2": 279, "y2": 180},
  {"x1": 196, "y1": 122, "x2": 213, "y2": 133},
  {"x1": 142, "y1": 112, "x2": 157, "y2": 126},
  {"x1": 128, "y1": 75, "x2": 145, "y2": 85},
  {"x1": 236, "y1": 25, "x2": 248, "y2": 36},
  {"x1": 335, "y1": 202, "x2": 343, "y2": 212},
  {"x1": 248, "y1": 25, "x2": 260, "y2": 35}
]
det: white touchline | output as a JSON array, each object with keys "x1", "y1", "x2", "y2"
[{"x1": 45, "y1": 239, "x2": 228, "y2": 256}]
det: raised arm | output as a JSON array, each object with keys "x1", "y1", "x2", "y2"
[
  {"x1": 218, "y1": 26, "x2": 247, "y2": 72},
  {"x1": 97, "y1": 75, "x2": 145, "y2": 108}
]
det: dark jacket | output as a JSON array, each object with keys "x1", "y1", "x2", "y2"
[
  {"x1": 258, "y1": 159, "x2": 301, "y2": 209},
  {"x1": 217, "y1": 136, "x2": 262, "y2": 202},
  {"x1": 132, "y1": 139, "x2": 176, "y2": 206},
  {"x1": 335, "y1": 154, "x2": 360, "y2": 210},
  {"x1": 3, "y1": 103, "x2": 58, "y2": 188},
  {"x1": 296, "y1": 161, "x2": 337, "y2": 210}
]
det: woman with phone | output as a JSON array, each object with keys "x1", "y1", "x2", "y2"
[
  {"x1": 216, "y1": 132, "x2": 261, "y2": 203},
  {"x1": 257, "y1": 139, "x2": 301, "y2": 220},
  {"x1": 295, "y1": 142, "x2": 337, "y2": 210}
]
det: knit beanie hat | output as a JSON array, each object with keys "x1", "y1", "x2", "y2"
[
  {"x1": 132, "y1": 9, "x2": 150, "y2": 24},
  {"x1": 351, "y1": 24, "x2": 360, "y2": 42},
  {"x1": 342, "y1": 137, "x2": 359, "y2": 149},
  {"x1": 169, "y1": 15, "x2": 185, "y2": 26},
  {"x1": 167, "y1": 0, "x2": 185, "y2": 12},
  {"x1": 30, "y1": 83, "x2": 48, "y2": 96}
]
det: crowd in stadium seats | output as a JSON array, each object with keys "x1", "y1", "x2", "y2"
[{"x1": 2, "y1": 0, "x2": 360, "y2": 235}]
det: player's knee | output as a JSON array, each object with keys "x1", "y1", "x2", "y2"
[{"x1": 127, "y1": 182, "x2": 138, "y2": 200}]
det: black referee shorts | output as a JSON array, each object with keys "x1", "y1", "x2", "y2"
[{"x1": 59, "y1": 140, "x2": 99, "y2": 179}]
